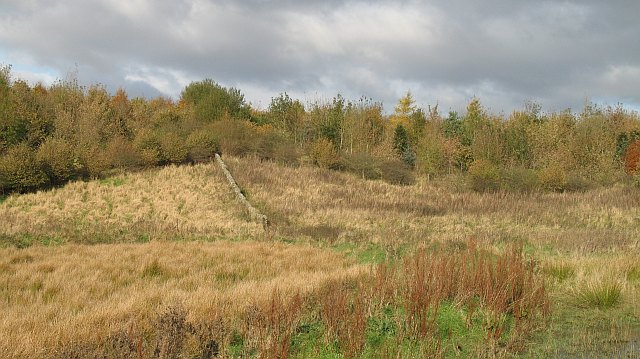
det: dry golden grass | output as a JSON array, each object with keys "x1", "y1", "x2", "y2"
[
  {"x1": 227, "y1": 156, "x2": 640, "y2": 253},
  {"x1": 0, "y1": 163, "x2": 263, "y2": 244},
  {"x1": 0, "y1": 240, "x2": 365, "y2": 358},
  {"x1": 1, "y1": 156, "x2": 638, "y2": 357},
  {"x1": 225, "y1": 156, "x2": 640, "y2": 356}
]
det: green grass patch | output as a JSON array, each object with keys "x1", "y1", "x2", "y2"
[
  {"x1": 544, "y1": 262, "x2": 575, "y2": 282},
  {"x1": 0, "y1": 233, "x2": 65, "y2": 248},
  {"x1": 627, "y1": 266, "x2": 640, "y2": 282},
  {"x1": 287, "y1": 301, "x2": 507, "y2": 358},
  {"x1": 98, "y1": 177, "x2": 126, "y2": 187},
  {"x1": 332, "y1": 242, "x2": 386, "y2": 264},
  {"x1": 575, "y1": 279, "x2": 623, "y2": 309}
]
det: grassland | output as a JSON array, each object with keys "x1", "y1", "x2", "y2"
[
  {"x1": 1, "y1": 157, "x2": 639, "y2": 358},
  {"x1": 0, "y1": 163, "x2": 263, "y2": 246}
]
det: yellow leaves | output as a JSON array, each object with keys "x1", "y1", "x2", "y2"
[{"x1": 390, "y1": 91, "x2": 416, "y2": 128}]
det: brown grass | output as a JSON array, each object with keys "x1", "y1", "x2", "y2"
[
  {"x1": 0, "y1": 162, "x2": 262, "y2": 244},
  {"x1": 1, "y1": 156, "x2": 638, "y2": 357},
  {"x1": 226, "y1": 156, "x2": 640, "y2": 253},
  {"x1": 0, "y1": 240, "x2": 365, "y2": 358}
]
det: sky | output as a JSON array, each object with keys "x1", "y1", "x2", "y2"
[{"x1": 1, "y1": 0, "x2": 640, "y2": 114}]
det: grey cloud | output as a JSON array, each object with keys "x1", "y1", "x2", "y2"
[{"x1": 1, "y1": 0, "x2": 639, "y2": 113}]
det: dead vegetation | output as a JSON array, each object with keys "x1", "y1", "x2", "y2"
[{"x1": 0, "y1": 156, "x2": 639, "y2": 357}]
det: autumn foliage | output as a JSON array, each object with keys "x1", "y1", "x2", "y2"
[
  {"x1": 1, "y1": 63, "x2": 640, "y2": 194},
  {"x1": 623, "y1": 139, "x2": 640, "y2": 174}
]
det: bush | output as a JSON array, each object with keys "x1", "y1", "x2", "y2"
[
  {"x1": 133, "y1": 129, "x2": 163, "y2": 167},
  {"x1": 0, "y1": 143, "x2": 49, "y2": 192},
  {"x1": 213, "y1": 118, "x2": 258, "y2": 157},
  {"x1": 563, "y1": 173, "x2": 591, "y2": 192},
  {"x1": 341, "y1": 152, "x2": 381, "y2": 180},
  {"x1": 105, "y1": 136, "x2": 141, "y2": 169},
  {"x1": 186, "y1": 130, "x2": 219, "y2": 163},
  {"x1": 623, "y1": 139, "x2": 640, "y2": 174},
  {"x1": 380, "y1": 159, "x2": 415, "y2": 185},
  {"x1": 76, "y1": 145, "x2": 110, "y2": 178},
  {"x1": 468, "y1": 159, "x2": 500, "y2": 192},
  {"x1": 310, "y1": 138, "x2": 340, "y2": 169},
  {"x1": 501, "y1": 167, "x2": 539, "y2": 192},
  {"x1": 36, "y1": 138, "x2": 76, "y2": 184},
  {"x1": 255, "y1": 129, "x2": 299, "y2": 165},
  {"x1": 538, "y1": 165, "x2": 568, "y2": 192},
  {"x1": 160, "y1": 131, "x2": 189, "y2": 164}
]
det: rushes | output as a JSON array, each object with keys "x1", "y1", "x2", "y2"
[{"x1": 574, "y1": 279, "x2": 623, "y2": 309}]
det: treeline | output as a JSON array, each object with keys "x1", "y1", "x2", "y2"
[{"x1": 1, "y1": 64, "x2": 640, "y2": 194}]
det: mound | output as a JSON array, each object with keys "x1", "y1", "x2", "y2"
[{"x1": 0, "y1": 163, "x2": 262, "y2": 246}]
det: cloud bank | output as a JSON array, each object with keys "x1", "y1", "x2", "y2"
[{"x1": 1, "y1": 0, "x2": 639, "y2": 113}]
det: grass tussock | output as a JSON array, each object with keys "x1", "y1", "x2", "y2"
[
  {"x1": 543, "y1": 261, "x2": 576, "y2": 282},
  {"x1": 574, "y1": 279, "x2": 624, "y2": 309}
]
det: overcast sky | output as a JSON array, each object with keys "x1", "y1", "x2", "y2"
[{"x1": 1, "y1": 0, "x2": 639, "y2": 114}]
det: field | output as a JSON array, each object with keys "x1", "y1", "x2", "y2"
[{"x1": 1, "y1": 157, "x2": 639, "y2": 358}]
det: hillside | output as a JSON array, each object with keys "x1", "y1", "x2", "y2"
[
  {"x1": 1, "y1": 157, "x2": 639, "y2": 358},
  {"x1": 0, "y1": 162, "x2": 263, "y2": 246}
]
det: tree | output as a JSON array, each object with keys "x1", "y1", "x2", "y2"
[
  {"x1": 0, "y1": 143, "x2": 49, "y2": 192},
  {"x1": 461, "y1": 97, "x2": 487, "y2": 146},
  {"x1": 393, "y1": 124, "x2": 415, "y2": 168},
  {"x1": 109, "y1": 88, "x2": 132, "y2": 139},
  {"x1": 310, "y1": 137, "x2": 340, "y2": 169},
  {"x1": 268, "y1": 93, "x2": 305, "y2": 144},
  {"x1": 180, "y1": 79, "x2": 251, "y2": 122},
  {"x1": 390, "y1": 91, "x2": 417, "y2": 128},
  {"x1": 342, "y1": 98, "x2": 385, "y2": 154},
  {"x1": 36, "y1": 138, "x2": 76, "y2": 184},
  {"x1": 443, "y1": 111, "x2": 463, "y2": 139},
  {"x1": 308, "y1": 95, "x2": 345, "y2": 148},
  {"x1": 0, "y1": 65, "x2": 26, "y2": 152}
]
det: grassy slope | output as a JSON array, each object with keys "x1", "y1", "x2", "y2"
[
  {"x1": 0, "y1": 162, "x2": 263, "y2": 245},
  {"x1": 0, "y1": 161, "x2": 366, "y2": 358},
  {"x1": 0, "y1": 157, "x2": 639, "y2": 357},
  {"x1": 226, "y1": 156, "x2": 640, "y2": 357}
]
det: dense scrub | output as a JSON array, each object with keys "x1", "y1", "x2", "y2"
[{"x1": 2, "y1": 64, "x2": 640, "y2": 195}]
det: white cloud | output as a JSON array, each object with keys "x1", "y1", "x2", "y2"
[{"x1": 125, "y1": 65, "x2": 194, "y2": 98}]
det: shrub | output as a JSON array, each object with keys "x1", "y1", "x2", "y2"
[
  {"x1": 105, "y1": 136, "x2": 141, "y2": 169},
  {"x1": 76, "y1": 145, "x2": 110, "y2": 178},
  {"x1": 380, "y1": 159, "x2": 415, "y2": 185},
  {"x1": 341, "y1": 152, "x2": 381, "y2": 180},
  {"x1": 310, "y1": 138, "x2": 340, "y2": 169},
  {"x1": 186, "y1": 130, "x2": 219, "y2": 163},
  {"x1": 213, "y1": 118, "x2": 258, "y2": 157},
  {"x1": 501, "y1": 167, "x2": 539, "y2": 192},
  {"x1": 563, "y1": 173, "x2": 591, "y2": 192},
  {"x1": 36, "y1": 138, "x2": 76, "y2": 184},
  {"x1": 468, "y1": 159, "x2": 500, "y2": 192},
  {"x1": 0, "y1": 143, "x2": 49, "y2": 192},
  {"x1": 133, "y1": 129, "x2": 163, "y2": 167},
  {"x1": 623, "y1": 139, "x2": 640, "y2": 174},
  {"x1": 538, "y1": 165, "x2": 567, "y2": 192},
  {"x1": 256, "y1": 130, "x2": 299, "y2": 165},
  {"x1": 160, "y1": 131, "x2": 189, "y2": 164}
]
